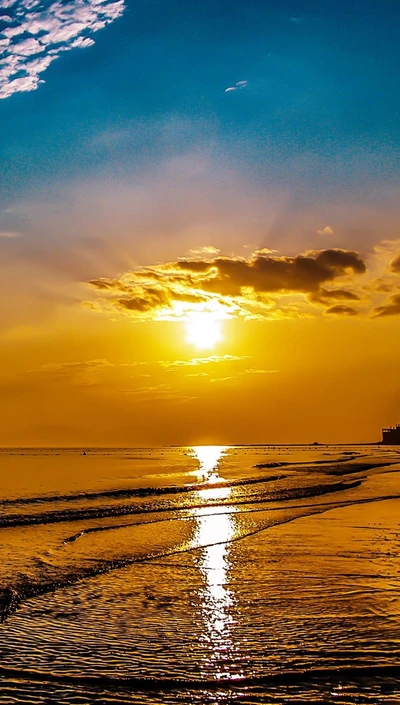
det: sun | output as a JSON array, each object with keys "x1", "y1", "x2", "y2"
[{"x1": 185, "y1": 313, "x2": 223, "y2": 349}]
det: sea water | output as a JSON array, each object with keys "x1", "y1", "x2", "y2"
[{"x1": 0, "y1": 445, "x2": 400, "y2": 703}]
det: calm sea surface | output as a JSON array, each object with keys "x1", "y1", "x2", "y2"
[{"x1": 1, "y1": 445, "x2": 400, "y2": 703}]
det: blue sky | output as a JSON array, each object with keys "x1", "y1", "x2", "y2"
[{"x1": 1, "y1": 0, "x2": 399, "y2": 208}]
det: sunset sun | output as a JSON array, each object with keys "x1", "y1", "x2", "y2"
[{"x1": 185, "y1": 314, "x2": 223, "y2": 349}]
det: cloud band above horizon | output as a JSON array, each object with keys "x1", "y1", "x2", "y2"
[{"x1": 85, "y1": 245, "x2": 400, "y2": 321}]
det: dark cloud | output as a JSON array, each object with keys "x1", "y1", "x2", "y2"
[
  {"x1": 177, "y1": 249, "x2": 365, "y2": 296},
  {"x1": 177, "y1": 260, "x2": 213, "y2": 273},
  {"x1": 90, "y1": 279, "x2": 207, "y2": 313},
  {"x1": 168, "y1": 291, "x2": 208, "y2": 304},
  {"x1": 372, "y1": 293, "x2": 400, "y2": 318},
  {"x1": 364, "y1": 278, "x2": 395, "y2": 294},
  {"x1": 117, "y1": 288, "x2": 170, "y2": 313},
  {"x1": 391, "y1": 253, "x2": 400, "y2": 273},
  {"x1": 89, "y1": 279, "x2": 132, "y2": 292},
  {"x1": 325, "y1": 305, "x2": 359, "y2": 316},
  {"x1": 87, "y1": 248, "x2": 367, "y2": 320},
  {"x1": 311, "y1": 288, "x2": 361, "y2": 303}
]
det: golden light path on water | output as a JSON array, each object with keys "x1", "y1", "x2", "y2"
[{"x1": 191, "y1": 446, "x2": 242, "y2": 679}]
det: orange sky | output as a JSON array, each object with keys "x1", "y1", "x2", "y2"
[{"x1": 1, "y1": 228, "x2": 399, "y2": 446}]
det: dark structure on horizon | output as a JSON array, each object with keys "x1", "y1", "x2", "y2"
[{"x1": 381, "y1": 424, "x2": 400, "y2": 445}]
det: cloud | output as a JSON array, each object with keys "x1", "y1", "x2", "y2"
[
  {"x1": 321, "y1": 288, "x2": 360, "y2": 300},
  {"x1": 311, "y1": 287, "x2": 361, "y2": 304},
  {"x1": 363, "y1": 278, "x2": 395, "y2": 294},
  {"x1": 119, "y1": 384, "x2": 196, "y2": 402},
  {"x1": 239, "y1": 368, "x2": 278, "y2": 375},
  {"x1": 317, "y1": 226, "x2": 334, "y2": 235},
  {"x1": 391, "y1": 253, "x2": 400, "y2": 273},
  {"x1": 159, "y1": 354, "x2": 250, "y2": 368},
  {"x1": 253, "y1": 248, "x2": 279, "y2": 256},
  {"x1": 34, "y1": 358, "x2": 147, "y2": 384},
  {"x1": 86, "y1": 248, "x2": 367, "y2": 321},
  {"x1": 210, "y1": 376, "x2": 235, "y2": 383},
  {"x1": 187, "y1": 245, "x2": 220, "y2": 257},
  {"x1": 0, "y1": 0, "x2": 125, "y2": 99},
  {"x1": 40, "y1": 359, "x2": 112, "y2": 372},
  {"x1": 372, "y1": 293, "x2": 400, "y2": 318},
  {"x1": 325, "y1": 305, "x2": 359, "y2": 316},
  {"x1": 37, "y1": 358, "x2": 113, "y2": 385},
  {"x1": 225, "y1": 80, "x2": 248, "y2": 93},
  {"x1": 173, "y1": 249, "x2": 366, "y2": 293}
]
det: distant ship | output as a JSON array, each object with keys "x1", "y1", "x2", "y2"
[{"x1": 381, "y1": 424, "x2": 400, "y2": 445}]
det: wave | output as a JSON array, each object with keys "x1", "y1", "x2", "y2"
[
  {"x1": 0, "y1": 663, "x2": 398, "y2": 691},
  {"x1": 0, "y1": 473, "x2": 286, "y2": 508},
  {"x1": 321, "y1": 461, "x2": 397, "y2": 476},
  {"x1": 0, "y1": 478, "x2": 361, "y2": 529},
  {"x1": 254, "y1": 459, "x2": 394, "y2": 475}
]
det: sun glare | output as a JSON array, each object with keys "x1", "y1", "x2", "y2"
[{"x1": 185, "y1": 314, "x2": 223, "y2": 349}]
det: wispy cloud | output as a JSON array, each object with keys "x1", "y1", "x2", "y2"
[
  {"x1": 239, "y1": 368, "x2": 278, "y2": 375},
  {"x1": 40, "y1": 358, "x2": 111, "y2": 372},
  {"x1": 225, "y1": 80, "x2": 248, "y2": 93},
  {"x1": 37, "y1": 358, "x2": 113, "y2": 385},
  {"x1": 119, "y1": 384, "x2": 196, "y2": 402},
  {"x1": 159, "y1": 354, "x2": 250, "y2": 368},
  {"x1": 32, "y1": 358, "x2": 146, "y2": 383},
  {"x1": 0, "y1": 0, "x2": 125, "y2": 99},
  {"x1": 187, "y1": 245, "x2": 220, "y2": 257},
  {"x1": 210, "y1": 376, "x2": 235, "y2": 383},
  {"x1": 316, "y1": 226, "x2": 334, "y2": 235}
]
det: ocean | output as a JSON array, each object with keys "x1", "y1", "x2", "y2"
[{"x1": 0, "y1": 445, "x2": 399, "y2": 703}]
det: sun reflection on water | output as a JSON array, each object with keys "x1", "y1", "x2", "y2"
[{"x1": 191, "y1": 446, "x2": 240, "y2": 678}]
